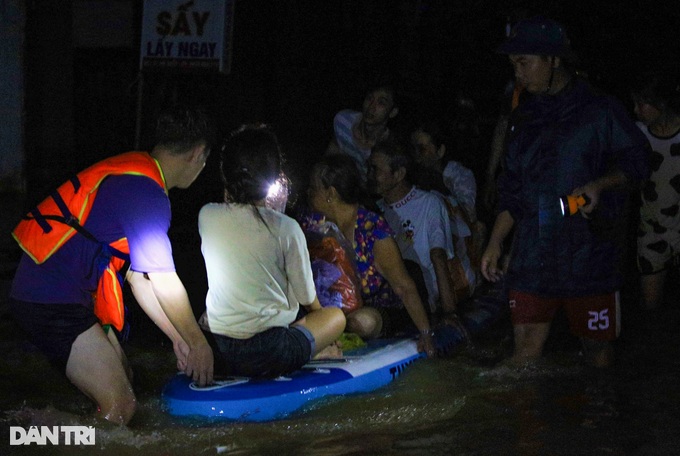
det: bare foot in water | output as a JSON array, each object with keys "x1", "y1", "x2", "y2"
[{"x1": 313, "y1": 340, "x2": 343, "y2": 359}]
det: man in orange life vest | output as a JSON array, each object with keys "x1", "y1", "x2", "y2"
[{"x1": 10, "y1": 107, "x2": 214, "y2": 425}]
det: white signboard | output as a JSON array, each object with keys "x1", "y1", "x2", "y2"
[{"x1": 139, "y1": 0, "x2": 234, "y2": 73}]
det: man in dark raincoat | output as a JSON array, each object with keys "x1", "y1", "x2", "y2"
[{"x1": 481, "y1": 16, "x2": 650, "y2": 367}]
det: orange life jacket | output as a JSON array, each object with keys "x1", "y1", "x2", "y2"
[{"x1": 12, "y1": 151, "x2": 167, "y2": 331}]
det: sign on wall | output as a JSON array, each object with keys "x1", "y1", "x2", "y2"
[{"x1": 139, "y1": 0, "x2": 235, "y2": 73}]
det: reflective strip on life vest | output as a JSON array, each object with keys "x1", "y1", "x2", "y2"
[{"x1": 94, "y1": 238, "x2": 130, "y2": 331}]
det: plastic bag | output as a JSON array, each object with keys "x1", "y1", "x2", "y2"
[
  {"x1": 304, "y1": 219, "x2": 363, "y2": 314},
  {"x1": 311, "y1": 258, "x2": 343, "y2": 309}
]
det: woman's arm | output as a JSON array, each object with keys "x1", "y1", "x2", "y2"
[{"x1": 373, "y1": 237, "x2": 435, "y2": 357}]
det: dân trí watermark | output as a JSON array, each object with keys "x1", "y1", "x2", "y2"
[{"x1": 10, "y1": 426, "x2": 95, "y2": 446}]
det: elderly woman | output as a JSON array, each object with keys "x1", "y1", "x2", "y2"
[
  {"x1": 307, "y1": 154, "x2": 436, "y2": 357},
  {"x1": 198, "y1": 125, "x2": 345, "y2": 378}
]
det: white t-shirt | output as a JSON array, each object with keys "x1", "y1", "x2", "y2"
[
  {"x1": 198, "y1": 203, "x2": 316, "y2": 339},
  {"x1": 442, "y1": 160, "x2": 477, "y2": 216},
  {"x1": 333, "y1": 110, "x2": 372, "y2": 178},
  {"x1": 377, "y1": 187, "x2": 454, "y2": 312}
]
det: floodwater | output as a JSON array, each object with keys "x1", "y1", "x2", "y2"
[
  {"x1": 2, "y1": 192, "x2": 680, "y2": 455},
  {"x1": 2, "y1": 292, "x2": 680, "y2": 455}
]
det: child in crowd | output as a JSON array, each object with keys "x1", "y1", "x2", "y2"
[{"x1": 631, "y1": 71, "x2": 680, "y2": 311}]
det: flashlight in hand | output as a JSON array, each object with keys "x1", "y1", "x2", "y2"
[{"x1": 559, "y1": 193, "x2": 590, "y2": 217}]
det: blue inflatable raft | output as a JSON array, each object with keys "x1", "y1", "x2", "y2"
[
  {"x1": 163, "y1": 337, "x2": 425, "y2": 422},
  {"x1": 162, "y1": 280, "x2": 507, "y2": 422}
]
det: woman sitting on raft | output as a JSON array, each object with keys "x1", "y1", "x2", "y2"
[
  {"x1": 307, "y1": 154, "x2": 436, "y2": 357},
  {"x1": 198, "y1": 125, "x2": 346, "y2": 378}
]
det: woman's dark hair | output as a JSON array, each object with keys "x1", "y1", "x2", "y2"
[
  {"x1": 221, "y1": 124, "x2": 282, "y2": 204},
  {"x1": 414, "y1": 117, "x2": 451, "y2": 152},
  {"x1": 412, "y1": 116, "x2": 462, "y2": 169},
  {"x1": 631, "y1": 70, "x2": 680, "y2": 115},
  {"x1": 410, "y1": 118, "x2": 453, "y2": 195},
  {"x1": 312, "y1": 154, "x2": 366, "y2": 205}
]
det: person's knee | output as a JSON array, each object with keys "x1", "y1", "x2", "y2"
[
  {"x1": 328, "y1": 307, "x2": 346, "y2": 333},
  {"x1": 346, "y1": 307, "x2": 382, "y2": 339},
  {"x1": 640, "y1": 271, "x2": 666, "y2": 310},
  {"x1": 580, "y1": 338, "x2": 614, "y2": 368},
  {"x1": 66, "y1": 343, "x2": 138, "y2": 424},
  {"x1": 98, "y1": 389, "x2": 137, "y2": 425},
  {"x1": 303, "y1": 306, "x2": 346, "y2": 336},
  {"x1": 512, "y1": 344, "x2": 543, "y2": 361},
  {"x1": 512, "y1": 323, "x2": 550, "y2": 359}
]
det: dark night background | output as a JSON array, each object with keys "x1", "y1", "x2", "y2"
[
  {"x1": 3, "y1": 5, "x2": 680, "y2": 448},
  {"x1": 12, "y1": 0, "x2": 680, "y2": 319},
  {"x1": 21, "y1": 1, "x2": 680, "y2": 201}
]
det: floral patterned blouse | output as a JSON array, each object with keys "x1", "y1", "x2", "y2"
[
  {"x1": 296, "y1": 206, "x2": 402, "y2": 309},
  {"x1": 353, "y1": 207, "x2": 402, "y2": 308}
]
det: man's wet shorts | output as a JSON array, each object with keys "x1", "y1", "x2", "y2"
[
  {"x1": 508, "y1": 290, "x2": 620, "y2": 341},
  {"x1": 9, "y1": 298, "x2": 99, "y2": 374}
]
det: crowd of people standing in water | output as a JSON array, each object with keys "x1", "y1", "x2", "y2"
[{"x1": 7, "y1": 14, "x2": 679, "y2": 426}]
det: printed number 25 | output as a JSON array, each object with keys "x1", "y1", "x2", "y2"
[{"x1": 588, "y1": 309, "x2": 609, "y2": 330}]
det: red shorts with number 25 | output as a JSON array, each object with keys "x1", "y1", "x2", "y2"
[{"x1": 508, "y1": 290, "x2": 620, "y2": 341}]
